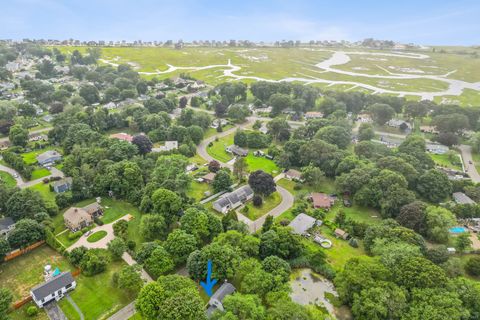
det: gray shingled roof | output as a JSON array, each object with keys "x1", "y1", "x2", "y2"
[
  {"x1": 453, "y1": 192, "x2": 476, "y2": 205},
  {"x1": 31, "y1": 272, "x2": 75, "y2": 301},
  {"x1": 36, "y1": 150, "x2": 61, "y2": 163},
  {"x1": 288, "y1": 213, "x2": 316, "y2": 235},
  {"x1": 0, "y1": 217, "x2": 14, "y2": 231},
  {"x1": 210, "y1": 282, "x2": 235, "y2": 302},
  {"x1": 214, "y1": 185, "x2": 254, "y2": 209}
]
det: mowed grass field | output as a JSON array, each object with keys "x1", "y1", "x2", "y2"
[
  {"x1": 0, "y1": 245, "x2": 74, "y2": 301},
  {"x1": 52, "y1": 45, "x2": 480, "y2": 105}
]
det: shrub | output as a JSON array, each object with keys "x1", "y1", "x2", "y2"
[
  {"x1": 26, "y1": 306, "x2": 39, "y2": 317},
  {"x1": 253, "y1": 195, "x2": 263, "y2": 207},
  {"x1": 127, "y1": 240, "x2": 136, "y2": 251},
  {"x1": 43, "y1": 178, "x2": 50, "y2": 184},
  {"x1": 94, "y1": 217, "x2": 104, "y2": 226},
  {"x1": 465, "y1": 256, "x2": 480, "y2": 276},
  {"x1": 348, "y1": 238, "x2": 358, "y2": 248},
  {"x1": 67, "y1": 231, "x2": 82, "y2": 241},
  {"x1": 293, "y1": 183, "x2": 302, "y2": 190},
  {"x1": 241, "y1": 206, "x2": 250, "y2": 214},
  {"x1": 81, "y1": 227, "x2": 89, "y2": 234}
]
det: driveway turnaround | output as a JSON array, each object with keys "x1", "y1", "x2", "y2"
[{"x1": 67, "y1": 214, "x2": 132, "y2": 252}]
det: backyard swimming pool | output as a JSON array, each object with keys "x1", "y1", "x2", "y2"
[{"x1": 449, "y1": 226, "x2": 468, "y2": 234}]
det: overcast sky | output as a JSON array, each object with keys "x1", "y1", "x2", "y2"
[{"x1": 1, "y1": 0, "x2": 479, "y2": 45}]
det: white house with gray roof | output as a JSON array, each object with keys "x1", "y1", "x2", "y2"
[
  {"x1": 453, "y1": 192, "x2": 476, "y2": 205},
  {"x1": 288, "y1": 213, "x2": 317, "y2": 235},
  {"x1": 30, "y1": 272, "x2": 76, "y2": 307},
  {"x1": 213, "y1": 185, "x2": 254, "y2": 214},
  {"x1": 0, "y1": 217, "x2": 15, "y2": 238},
  {"x1": 36, "y1": 150, "x2": 62, "y2": 166},
  {"x1": 206, "y1": 282, "x2": 236, "y2": 317}
]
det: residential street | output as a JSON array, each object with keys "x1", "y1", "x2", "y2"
[{"x1": 458, "y1": 144, "x2": 480, "y2": 183}]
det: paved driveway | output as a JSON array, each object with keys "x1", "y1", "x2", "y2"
[
  {"x1": 67, "y1": 214, "x2": 132, "y2": 252},
  {"x1": 458, "y1": 144, "x2": 480, "y2": 183},
  {"x1": 44, "y1": 301, "x2": 67, "y2": 320}
]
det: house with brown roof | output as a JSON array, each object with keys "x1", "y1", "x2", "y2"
[
  {"x1": 284, "y1": 169, "x2": 303, "y2": 182},
  {"x1": 110, "y1": 133, "x2": 133, "y2": 143},
  {"x1": 334, "y1": 228, "x2": 349, "y2": 240},
  {"x1": 63, "y1": 208, "x2": 93, "y2": 232},
  {"x1": 201, "y1": 172, "x2": 216, "y2": 184},
  {"x1": 310, "y1": 193, "x2": 334, "y2": 210},
  {"x1": 63, "y1": 202, "x2": 103, "y2": 231}
]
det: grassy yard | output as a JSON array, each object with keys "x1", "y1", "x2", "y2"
[
  {"x1": 28, "y1": 182, "x2": 57, "y2": 203},
  {"x1": 241, "y1": 192, "x2": 282, "y2": 220},
  {"x1": 87, "y1": 231, "x2": 108, "y2": 243},
  {"x1": 206, "y1": 134, "x2": 235, "y2": 163},
  {"x1": 30, "y1": 168, "x2": 51, "y2": 180},
  {"x1": 0, "y1": 171, "x2": 16, "y2": 187},
  {"x1": 276, "y1": 177, "x2": 337, "y2": 198},
  {"x1": 9, "y1": 302, "x2": 48, "y2": 320},
  {"x1": 21, "y1": 146, "x2": 60, "y2": 165},
  {"x1": 431, "y1": 153, "x2": 462, "y2": 171},
  {"x1": 187, "y1": 180, "x2": 212, "y2": 201},
  {"x1": 0, "y1": 245, "x2": 74, "y2": 301},
  {"x1": 244, "y1": 154, "x2": 280, "y2": 175},
  {"x1": 204, "y1": 124, "x2": 234, "y2": 139},
  {"x1": 58, "y1": 261, "x2": 133, "y2": 320}
]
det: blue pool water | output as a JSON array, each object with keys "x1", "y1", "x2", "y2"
[{"x1": 449, "y1": 226, "x2": 468, "y2": 233}]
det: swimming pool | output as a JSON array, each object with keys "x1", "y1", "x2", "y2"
[{"x1": 449, "y1": 226, "x2": 468, "y2": 234}]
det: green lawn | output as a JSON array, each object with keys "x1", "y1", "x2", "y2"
[
  {"x1": 245, "y1": 154, "x2": 280, "y2": 175},
  {"x1": 0, "y1": 245, "x2": 73, "y2": 301},
  {"x1": 242, "y1": 192, "x2": 282, "y2": 220},
  {"x1": 206, "y1": 134, "x2": 235, "y2": 163},
  {"x1": 204, "y1": 124, "x2": 234, "y2": 139},
  {"x1": 0, "y1": 171, "x2": 16, "y2": 187},
  {"x1": 56, "y1": 230, "x2": 80, "y2": 249},
  {"x1": 187, "y1": 180, "x2": 212, "y2": 201},
  {"x1": 276, "y1": 177, "x2": 337, "y2": 198},
  {"x1": 431, "y1": 153, "x2": 462, "y2": 171},
  {"x1": 21, "y1": 147, "x2": 60, "y2": 165},
  {"x1": 99, "y1": 198, "x2": 142, "y2": 224},
  {"x1": 30, "y1": 168, "x2": 51, "y2": 180},
  {"x1": 58, "y1": 261, "x2": 133, "y2": 320},
  {"x1": 87, "y1": 230, "x2": 108, "y2": 243},
  {"x1": 28, "y1": 182, "x2": 57, "y2": 203}
]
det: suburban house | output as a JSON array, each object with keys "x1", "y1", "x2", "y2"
[
  {"x1": 426, "y1": 143, "x2": 449, "y2": 155},
  {"x1": 63, "y1": 202, "x2": 103, "y2": 231},
  {"x1": 153, "y1": 141, "x2": 179, "y2": 152},
  {"x1": 288, "y1": 213, "x2": 317, "y2": 235},
  {"x1": 31, "y1": 272, "x2": 76, "y2": 308},
  {"x1": 226, "y1": 145, "x2": 248, "y2": 157},
  {"x1": 334, "y1": 228, "x2": 349, "y2": 240},
  {"x1": 206, "y1": 282, "x2": 236, "y2": 317},
  {"x1": 110, "y1": 132, "x2": 133, "y2": 143},
  {"x1": 284, "y1": 169, "x2": 303, "y2": 182},
  {"x1": 36, "y1": 150, "x2": 62, "y2": 166},
  {"x1": 453, "y1": 192, "x2": 476, "y2": 205},
  {"x1": 211, "y1": 119, "x2": 229, "y2": 129},
  {"x1": 201, "y1": 172, "x2": 216, "y2": 184},
  {"x1": 357, "y1": 113, "x2": 372, "y2": 123},
  {"x1": 387, "y1": 119, "x2": 412, "y2": 131},
  {"x1": 0, "y1": 217, "x2": 15, "y2": 238},
  {"x1": 420, "y1": 125, "x2": 439, "y2": 134},
  {"x1": 213, "y1": 185, "x2": 254, "y2": 214},
  {"x1": 304, "y1": 111, "x2": 324, "y2": 119},
  {"x1": 52, "y1": 177, "x2": 73, "y2": 193},
  {"x1": 310, "y1": 193, "x2": 334, "y2": 210}
]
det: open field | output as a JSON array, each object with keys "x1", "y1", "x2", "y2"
[
  {"x1": 245, "y1": 154, "x2": 279, "y2": 175},
  {"x1": 0, "y1": 245, "x2": 73, "y2": 301},
  {"x1": 206, "y1": 133, "x2": 234, "y2": 163},
  {"x1": 53, "y1": 46, "x2": 480, "y2": 105}
]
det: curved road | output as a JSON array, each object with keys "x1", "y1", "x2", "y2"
[{"x1": 196, "y1": 117, "x2": 296, "y2": 233}]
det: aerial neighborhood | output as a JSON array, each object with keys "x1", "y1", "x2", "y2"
[{"x1": 1, "y1": 6, "x2": 480, "y2": 319}]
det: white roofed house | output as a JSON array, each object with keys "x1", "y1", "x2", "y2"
[
  {"x1": 213, "y1": 185, "x2": 254, "y2": 214},
  {"x1": 30, "y1": 271, "x2": 76, "y2": 308},
  {"x1": 288, "y1": 213, "x2": 317, "y2": 235},
  {"x1": 152, "y1": 141, "x2": 179, "y2": 152}
]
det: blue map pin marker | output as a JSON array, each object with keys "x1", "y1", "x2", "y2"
[{"x1": 200, "y1": 259, "x2": 218, "y2": 297}]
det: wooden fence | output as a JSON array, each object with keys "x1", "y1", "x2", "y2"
[{"x1": 3, "y1": 241, "x2": 45, "y2": 262}]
